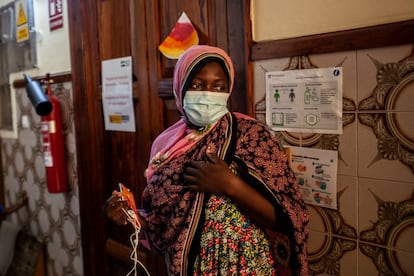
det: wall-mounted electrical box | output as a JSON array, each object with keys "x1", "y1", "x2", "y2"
[
  {"x1": 0, "y1": 0, "x2": 36, "y2": 137},
  {"x1": 0, "y1": 0, "x2": 37, "y2": 73}
]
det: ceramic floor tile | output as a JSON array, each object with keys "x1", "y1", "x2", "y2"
[
  {"x1": 356, "y1": 44, "x2": 414, "y2": 106},
  {"x1": 358, "y1": 178, "x2": 414, "y2": 253},
  {"x1": 357, "y1": 114, "x2": 414, "y2": 182}
]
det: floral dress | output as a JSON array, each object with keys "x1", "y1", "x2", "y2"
[{"x1": 193, "y1": 195, "x2": 277, "y2": 275}]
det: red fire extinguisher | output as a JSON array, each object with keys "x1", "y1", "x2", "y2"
[{"x1": 41, "y1": 75, "x2": 69, "y2": 193}]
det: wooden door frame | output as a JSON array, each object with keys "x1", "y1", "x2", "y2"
[{"x1": 67, "y1": 1, "x2": 108, "y2": 275}]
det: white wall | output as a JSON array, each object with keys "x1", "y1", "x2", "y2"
[
  {"x1": 1, "y1": 0, "x2": 71, "y2": 80},
  {"x1": 251, "y1": 0, "x2": 414, "y2": 41}
]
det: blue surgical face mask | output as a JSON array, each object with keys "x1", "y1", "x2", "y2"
[{"x1": 183, "y1": 91, "x2": 229, "y2": 127}]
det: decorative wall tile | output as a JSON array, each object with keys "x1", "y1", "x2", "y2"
[
  {"x1": 356, "y1": 45, "x2": 414, "y2": 106},
  {"x1": 307, "y1": 205, "x2": 327, "y2": 233},
  {"x1": 356, "y1": 45, "x2": 414, "y2": 178},
  {"x1": 358, "y1": 113, "x2": 414, "y2": 182},
  {"x1": 336, "y1": 175, "x2": 358, "y2": 234},
  {"x1": 252, "y1": 44, "x2": 414, "y2": 275},
  {"x1": 358, "y1": 177, "x2": 414, "y2": 253},
  {"x1": 308, "y1": 231, "x2": 357, "y2": 275},
  {"x1": 337, "y1": 120, "x2": 357, "y2": 177},
  {"x1": 359, "y1": 245, "x2": 414, "y2": 276},
  {"x1": 393, "y1": 250, "x2": 414, "y2": 274},
  {"x1": 358, "y1": 247, "x2": 381, "y2": 276},
  {"x1": 1, "y1": 81, "x2": 83, "y2": 276}
]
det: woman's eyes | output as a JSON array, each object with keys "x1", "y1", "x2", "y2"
[
  {"x1": 191, "y1": 83, "x2": 203, "y2": 90},
  {"x1": 213, "y1": 85, "x2": 227, "y2": 92},
  {"x1": 190, "y1": 83, "x2": 227, "y2": 92}
]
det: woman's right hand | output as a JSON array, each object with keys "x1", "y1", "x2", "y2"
[{"x1": 103, "y1": 191, "x2": 130, "y2": 226}]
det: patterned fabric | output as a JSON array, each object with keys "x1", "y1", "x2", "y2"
[
  {"x1": 193, "y1": 195, "x2": 277, "y2": 275},
  {"x1": 139, "y1": 45, "x2": 309, "y2": 275},
  {"x1": 139, "y1": 113, "x2": 309, "y2": 275}
]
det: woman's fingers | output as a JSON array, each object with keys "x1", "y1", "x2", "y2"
[{"x1": 104, "y1": 192, "x2": 130, "y2": 226}]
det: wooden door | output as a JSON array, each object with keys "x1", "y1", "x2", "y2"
[{"x1": 68, "y1": 0, "x2": 251, "y2": 275}]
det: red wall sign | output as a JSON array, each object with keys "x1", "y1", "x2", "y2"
[{"x1": 49, "y1": 0, "x2": 63, "y2": 31}]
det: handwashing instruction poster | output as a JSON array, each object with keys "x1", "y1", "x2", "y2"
[
  {"x1": 102, "y1": 56, "x2": 136, "y2": 132},
  {"x1": 265, "y1": 67, "x2": 343, "y2": 134},
  {"x1": 286, "y1": 146, "x2": 338, "y2": 209}
]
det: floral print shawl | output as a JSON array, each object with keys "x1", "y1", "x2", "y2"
[{"x1": 140, "y1": 113, "x2": 309, "y2": 275}]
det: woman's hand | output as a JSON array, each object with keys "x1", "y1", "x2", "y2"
[
  {"x1": 183, "y1": 153, "x2": 239, "y2": 195},
  {"x1": 184, "y1": 152, "x2": 278, "y2": 230},
  {"x1": 103, "y1": 191, "x2": 129, "y2": 226}
]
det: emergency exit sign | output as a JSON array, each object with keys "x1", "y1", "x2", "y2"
[{"x1": 49, "y1": 0, "x2": 63, "y2": 31}]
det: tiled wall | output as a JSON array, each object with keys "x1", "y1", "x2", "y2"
[
  {"x1": 253, "y1": 44, "x2": 414, "y2": 275},
  {"x1": 1, "y1": 82, "x2": 83, "y2": 275}
]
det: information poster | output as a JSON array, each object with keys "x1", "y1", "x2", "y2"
[
  {"x1": 266, "y1": 67, "x2": 343, "y2": 134},
  {"x1": 286, "y1": 146, "x2": 338, "y2": 209},
  {"x1": 102, "y1": 56, "x2": 136, "y2": 132}
]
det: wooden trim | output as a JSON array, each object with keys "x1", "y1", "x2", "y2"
[
  {"x1": 251, "y1": 20, "x2": 414, "y2": 60},
  {"x1": 13, "y1": 72, "x2": 72, "y2": 88},
  {"x1": 105, "y1": 239, "x2": 133, "y2": 264},
  {"x1": 227, "y1": 0, "x2": 252, "y2": 115},
  {"x1": 157, "y1": 78, "x2": 173, "y2": 99}
]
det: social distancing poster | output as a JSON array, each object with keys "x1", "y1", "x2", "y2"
[{"x1": 266, "y1": 67, "x2": 343, "y2": 134}]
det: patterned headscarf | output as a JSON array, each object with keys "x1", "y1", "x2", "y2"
[
  {"x1": 146, "y1": 45, "x2": 236, "y2": 181},
  {"x1": 173, "y1": 45, "x2": 235, "y2": 115}
]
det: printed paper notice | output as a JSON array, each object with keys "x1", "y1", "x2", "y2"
[
  {"x1": 15, "y1": 0, "x2": 29, "y2": 42},
  {"x1": 266, "y1": 67, "x2": 343, "y2": 134},
  {"x1": 286, "y1": 146, "x2": 338, "y2": 209},
  {"x1": 102, "y1": 57, "x2": 136, "y2": 132}
]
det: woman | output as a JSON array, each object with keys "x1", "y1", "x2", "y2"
[{"x1": 105, "y1": 45, "x2": 309, "y2": 275}]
